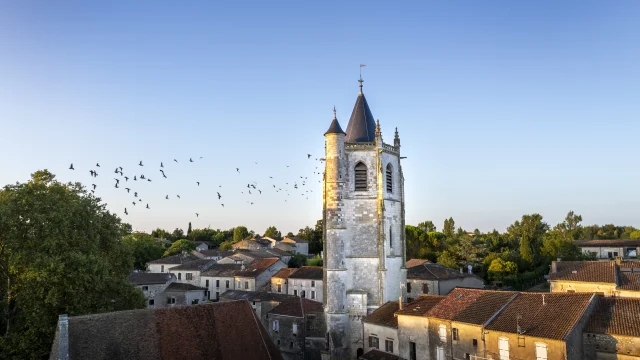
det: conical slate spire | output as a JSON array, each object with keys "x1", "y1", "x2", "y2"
[
  {"x1": 345, "y1": 78, "x2": 376, "y2": 143},
  {"x1": 325, "y1": 106, "x2": 345, "y2": 135}
]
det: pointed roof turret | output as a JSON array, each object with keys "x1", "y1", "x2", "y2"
[
  {"x1": 345, "y1": 76, "x2": 376, "y2": 142},
  {"x1": 324, "y1": 106, "x2": 345, "y2": 135}
]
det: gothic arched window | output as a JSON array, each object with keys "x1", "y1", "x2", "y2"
[
  {"x1": 354, "y1": 162, "x2": 367, "y2": 191},
  {"x1": 386, "y1": 164, "x2": 393, "y2": 193}
]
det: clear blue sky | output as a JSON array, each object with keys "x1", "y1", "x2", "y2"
[{"x1": 1, "y1": 1, "x2": 639, "y2": 234}]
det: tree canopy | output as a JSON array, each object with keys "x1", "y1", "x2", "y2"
[
  {"x1": 122, "y1": 232, "x2": 166, "y2": 270},
  {"x1": 163, "y1": 239, "x2": 196, "y2": 257},
  {"x1": 263, "y1": 226, "x2": 281, "y2": 239}
]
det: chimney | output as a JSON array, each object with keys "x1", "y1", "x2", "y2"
[
  {"x1": 615, "y1": 257, "x2": 622, "y2": 265},
  {"x1": 542, "y1": 294, "x2": 546, "y2": 306},
  {"x1": 551, "y1": 261, "x2": 558, "y2": 274},
  {"x1": 398, "y1": 296, "x2": 403, "y2": 310}
]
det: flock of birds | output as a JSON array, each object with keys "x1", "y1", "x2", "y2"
[{"x1": 68, "y1": 154, "x2": 325, "y2": 219}]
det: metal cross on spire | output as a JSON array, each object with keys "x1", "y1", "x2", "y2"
[{"x1": 359, "y1": 64, "x2": 366, "y2": 94}]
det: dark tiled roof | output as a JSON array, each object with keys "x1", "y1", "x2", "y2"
[
  {"x1": 201, "y1": 264, "x2": 243, "y2": 277},
  {"x1": 427, "y1": 288, "x2": 517, "y2": 325},
  {"x1": 236, "y1": 249, "x2": 280, "y2": 259},
  {"x1": 165, "y1": 283, "x2": 207, "y2": 292},
  {"x1": 360, "y1": 349, "x2": 401, "y2": 360},
  {"x1": 575, "y1": 239, "x2": 640, "y2": 247},
  {"x1": 549, "y1": 261, "x2": 617, "y2": 284},
  {"x1": 168, "y1": 259, "x2": 215, "y2": 272},
  {"x1": 147, "y1": 253, "x2": 198, "y2": 265},
  {"x1": 406, "y1": 259, "x2": 430, "y2": 268},
  {"x1": 345, "y1": 89, "x2": 376, "y2": 143},
  {"x1": 585, "y1": 298, "x2": 640, "y2": 337},
  {"x1": 362, "y1": 301, "x2": 399, "y2": 328},
  {"x1": 128, "y1": 272, "x2": 173, "y2": 285},
  {"x1": 272, "y1": 268, "x2": 298, "y2": 279},
  {"x1": 618, "y1": 272, "x2": 640, "y2": 291},
  {"x1": 220, "y1": 290, "x2": 294, "y2": 303},
  {"x1": 268, "y1": 297, "x2": 324, "y2": 317},
  {"x1": 275, "y1": 243, "x2": 296, "y2": 251},
  {"x1": 407, "y1": 263, "x2": 469, "y2": 280},
  {"x1": 284, "y1": 236, "x2": 309, "y2": 243},
  {"x1": 486, "y1": 292, "x2": 594, "y2": 340},
  {"x1": 61, "y1": 301, "x2": 283, "y2": 360},
  {"x1": 395, "y1": 295, "x2": 445, "y2": 317},
  {"x1": 235, "y1": 258, "x2": 280, "y2": 278},
  {"x1": 195, "y1": 241, "x2": 214, "y2": 246},
  {"x1": 325, "y1": 116, "x2": 346, "y2": 135},
  {"x1": 197, "y1": 250, "x2": 234, "y2": 258},
  {"x1": 619, "y1": 261, "x2": 640, "y2": 270},
  {"x1": 288, "y1": 266, "x2": 323, "y2": 280},
  {"x1": 265, "y1": 248, "x2": 292, "y2": 257}
]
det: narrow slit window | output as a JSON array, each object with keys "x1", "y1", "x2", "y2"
[
  {"x1": 355, "y1": 162, "x2": 367, "y2": 191},
  {"x1": 386, "y1": 164, "x2": 393, "y2": 193}
]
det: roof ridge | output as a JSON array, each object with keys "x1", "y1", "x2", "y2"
[{"x1": 423, "y1": 263, "x2": 440, "y2": 280}]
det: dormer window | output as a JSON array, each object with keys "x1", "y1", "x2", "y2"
[
  {"x1": 386, "y1": 164, "x2": 393, "y2": 193},
  {"x1": 355, "y1": 162, "x2": 367, "y2": 191}
]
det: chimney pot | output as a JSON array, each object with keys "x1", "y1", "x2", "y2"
[{"x1": 399, "y1": 296, "x2": 403, "y2": 310}]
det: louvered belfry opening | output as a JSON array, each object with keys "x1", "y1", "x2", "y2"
[
  {"x1": 386, "y1": 164, "x2": 393, "y2": 193},
  {"x1": 355, "y1": 162, "x2": 367, "y2": 191}
]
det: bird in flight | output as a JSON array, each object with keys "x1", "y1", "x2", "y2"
[
  {"x1": 134, "y1": 176, "x2": 137, "y2": 181},
  {"x1": 165, "y1": 195, "x2": 169, "y2": 200},
  {"x1": 114, "y1": 178, "x2": 120, "y2": 184},
  {"x1": 199, "y1": 156, "x2": 203, "y2": 159},
  {"x1": 89, "y1": 170, "x2": 95, "y2": 177},
  {"x1": 96, "y1": 163, "x2": 101, "y2": 167},
  {"x1": 160, "y1": 162, "x2": 164, "y2": 168},
  {"x1": 134, "y1": 192, "x2": 138, "y2": 197},
  {"x1": 139, "y1": 161, "x2": 143, "y2": 166},
  {"x1": 132, "y1": 202, "x2": 136, "y2": 206},
  {"x1": 160, "y1": 169, "x2": 166, "y2": 178},
  {"x1": 125, "y1": 188, "x2": 131, "y2": 193},
  {"x1": 249, "y1": 190, "x2": 252, "y2": 195},
  {"x1": 114, "y1": 168, "x2": 119, "y2": 174},
  {"x1": 92, "y1": 184, "x2": 97, "y2": 190},
  {"x1": 197, "y1": 182, "x2": 200, "y2": 186},
  {"x1": 176, "y1": 195, "x2": 180, "y2": 199},
  {"x1": 91, "y1": 190, "x2": 95, "y2": 194},
  {"x1": 124, "y1": 208, "x2": 128, "y2": 215},
  {"x1": 217, "y1": 192, "x2": 221, "y2": 200},
  {"x1": 146, "y1": 204, "x2": 150, "y2": 209},
  {"x1": 174, "y1": 159, "x2": 178, "y2": 163},
  {"x1": 307, "y1": 154, "x2": 311, "y2": 158},
  {"x1": 258, "y1": 190, "x2": 262, "y2": 194},
  {"x1": 147, "y1": 178, "x2": 152, "y2": 182},
  {"x1": 236, "y1": 168, "x2": 240, "y2": 173},
  {"x1": 69, "y1": 163, "x2": 74, "y2": 170},
  {"x1": 140, "y1": 174, "x2": 146, "y2": 179},
  {"x1": 119, "y1": 167, "x2": 123, "y2": 171},
  {"x1": 124, "y1": 176, "x2": 129, "y2": 182},
  {"x1": 190, "y1": 158, "x2": 194, "y2": 163},
  {"x1": 115, "y1": 183, "x2": 119, "y2": 189},
  {"x1": 196, "y1": 213, "x2": 199, "y2": 217},
  {"x1": 221, "y1": 204, "x2": 224, "y2": 207}
]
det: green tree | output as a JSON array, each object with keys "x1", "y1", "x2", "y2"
[
  {"x1": 122, "y1": 232, "x2": 165, "y2": 270},
  {"x1": 508, "y1": 214, "x2": 549, "y2": 267},
  {"x1": 219, "y1": 240, "x2": 234, "y2": 251},
  {"x1": 288, "y1": 254, "x2": 308, "y2": 268},
  {"x1": 233, "y1": 226, "x2": 249, "y2": 242},
  {"x1": 437, "y1": 251, "x2": 459, "y2": 269},
  {"x1": 630, "y1": 230, "x2": 640, "y2": 240},
  {"x1": 488, "y1": 258, "x2": 519, "y2": 280},
  {"x1": 263, "y1": 226, "x2": 282, "y2": 239},
  {"x1": 418, "y1": 220, "x2": 436, "y2": 233},
  {"x1": 187, "y1": 222, "x2": 192, "y2": 236},
  {"x1": 151, "y1": 228, "x2": 169, "y2": 239},
  {"x1": 163, "y1": 239, "x2": 196, "y2": 257},
  {"x1": 171, "y1": 228, "x2": 185, "y2": 241},
  {"x1": 296, "y1": 220, "x2": 323, "y2": 254},
  {"x1": 0, "y1": 170, "x2": 146, "y2": 358},
  {"x1": 540, "y1": 230, "x2": 583, "y2": 261},
  {"x1": 443, "y1": 217, "x2": 455, "y2": 238},
  {"x1": 286, "y1": 231, "x2": 295, "y2": 237}
]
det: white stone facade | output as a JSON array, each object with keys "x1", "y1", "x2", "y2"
[{"x1": 288, "y1": 278, "x2": 323, "y2": 302}]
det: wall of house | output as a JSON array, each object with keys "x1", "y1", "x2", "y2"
[
  {"x1": 165, "y1": 289, "x2": 207, "y2": 307},
  {"x1": 484, "y1": 331, "x2": 567, "y2": 360},
  {"x1": 438, "y1": 277, "x2": 485, "y2": 296},
  {"x1": 288, "y1": 279, "x2": 323, "y2": 302},
  {"x1": 255, "y1": 261, "x2": 287, "y2": 290},
  {"x1": 583, "y1": 333, "x2": 640, "y2": 360},
  {"x1": 271, "y1": 277, "x2": 288, "y2": 294},
  {"x1": 397, "y1": 315, "x2": 430, "y2": 360},
  {"x1": 363, "y1": 323, "x2": 399, "y2": 357},
  {"x1": 550, "y1": 281, "x2": 617, "y2": 296},
  {"x1": 426, "y1": 318, "x2": 452, "y2": 360},
  {"x1": 136, "y1": 280, "x2": 174, "y2": 308},
  {"x1": 406, "y1": 279, "x2": 437, "y2": 300},
  {"x1": 169, "y1": 269, "x2": 202, "y2": 287},
  {"x1": 449, "y1": 321, "x2": 486, "y2": 360},
  {"x1": 200, "y1": 276, "x2": 235, "y2": 301},
  {"x1": 234, "y1": 277, "x2": 256, "y2": 291},
  {"x1": 268, "y1": 314, "x2": 305, "y2": 360},
  {"x1": 147, "y1": 263, "x2": 179, "y2": 273}
]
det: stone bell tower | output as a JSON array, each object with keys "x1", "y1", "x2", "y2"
[{"x1": 323, "y1": 77, "x2": 407, "y2": 359}]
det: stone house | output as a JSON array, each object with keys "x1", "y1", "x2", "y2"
[
  {"x1": 275, "y1": 242, "x2": 297, "y2": 254},
  {"x1": 194, "y1": 241, "x2": 214, "y2": 251},
  {"x1": 287, "y1": 266, "x2": 323, "y2": 302},
  {"x1": 232, "y1": 238, "x2": 271, "y2": 251},
  {"x1": 575, "y1": 239, "x2": 640, "y2": 260},
  {"x1": 220, "y1": 290, "x2": 295, "y2": 329},
  {"x1": 164, "y1": 282, "x2": 208, "y2": 307},
  {"x1": 168, "y1": 258, "x2": 216, "y2": 288},
  {"x1": 583, "y1": 297, "x2": 640, "y2": 359},
  {"x1": 146, "y1": 253, "x2": 199, "y2": 273},
  {"x1": 396, "y1": 295, "x2": 446, "y2": 360},
  {"x1": 261, "y1": 236, "x2": 282, "y2": 248},
  {"x1": 267, "y1": 297, "x2": 325, "y2": 360},
  {"x1": 217, "y1": 249, "x2": 278, "y2": 264},
  {"x1": 266, "y1": 247, "x2": 293, "y2": 264},
  {"x1": 423, "y1": 288, "x2": 518, "y2": 360},
  {"x1": 234, "y1": 258, "x2": 287, "y2": 292},
  {"x1": 549, "y1": 259, "x2": 640, "y2": 298},
  {"x1": 271, "y1": 268, "x2": 299, "y2": 294},
  {"x1": 49, "y1": 300, "x2": 284, "y2": 360},
  {"x1": 281, "y1": 236, "x2": 309, "y2": 255},
  {"x1": 128, "y1": 271, "x2": 175, "y2": 308},
  {"x1": 406, "y1": 262, "x2": 484, "y2": 301},
  {"x1": 362, "y1": 301, "x2": 400, "y2": 358},
  {"x1": 191, "y1": 249, "x2": 233, "y2": 260},
  {"x1": 200, "y1": 263, "x2": 242, "y2": 301}
]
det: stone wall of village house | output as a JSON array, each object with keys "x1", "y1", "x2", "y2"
[
  {"x1": 583, "y1": 333, "x2": 640, "y2": 360},
  {"x1": 169, "y1": 269, "x2": 203, "y2": 287},
  {"x1": 200, "y1": 275, "x2": 235, "y2": 301},
  {"x1": 147, "y1": 263, "x2": 180, "y2": 273},
  {"x1": 363, "y1": 323, "x2": 400, "y2": 357},
  {"x1": 397, "y1": 315, "x2": 430, "y2": 360},
  {"x1": 137, "y1": 280, "x2": 174, "y2": 308},
  {"x1": 407, "y1": 279, "x2": 438, "y2": 300},
  {"x1": 448, "y1": 321, "x2": 486, "y2": 360},
  {"x1": 267, "y1": 314, "x2": 307, "y2": 360},
  {"x1": 550, "y1": 281, "x2": 617, "y2": 296},
  {"x1": 483, "y1": 331, "x2": 567, "y2": 360},
  {"x1": 255, "y1": 261, "x2": 287, "y2": 291},
  {"x1": 288, "y1": 278, "x2": 323, "y2": 302},
  {"x1": 165, "y1": 289, "x2": 206, "y2": 307},
  {"x1": 427, "y1": 318, "x2": 455, "y2": 360},
  {"x1": 234, "y1": 277, "x2": 256, "y2": 291}
]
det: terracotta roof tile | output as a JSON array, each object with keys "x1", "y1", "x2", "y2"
[
  {"x1": 235, "y1": 258, "x2": 280, "y2": 278},
  {"x1": 395, "y1": 295, "x2": 445, "y2": 317},
  {"x1": 128, "y1": 272, "x2": 173, "y2": 285},
  {"x1": 618, "y1": 272, "x2": 640, "y2": 291},
  {"x1": 549, "y1": 261, "x2": 617, "y2": 284},
  {"x1": 288, "y1": 266, "x2": 323, "y2": 280},
  {"x1": 268, "y1": 297, "x2": 324, "y2": 317},
  {"x1": 486, "y1": 292, "x2": 594, "y2": 340},
  {"x1": 363, "y1": 301, "x2": 399, "y2": 328},
  {"x1": 360, "y1": 349, "x2": 401, "y2": 360},
  {"x1": 272, "y1": 268, "x2": 298, "y2": 279},
  {"x1": 426, "y1": 288, "x2": 517, "y2": 325},
  {"x1": 406, "y1": 259, "x2": 430, "y2": 268},
  {"x1": 585, "y1": 298, "x2": 640, "y2": 337},
  {"x1": 619, "y1": 261, "x2": 640, "y2": 271}
]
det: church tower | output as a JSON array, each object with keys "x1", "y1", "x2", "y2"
[{"x1": 323, "y1": 78, "x2": 407, "y2": 359}]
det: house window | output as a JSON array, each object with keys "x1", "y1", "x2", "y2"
[
  {"x1": 409, "y1": 342, "x2": 416, "y2": 360},
  {"x1": 311, "y1": 290, "x2": 316, "y2": 299},
  {"x1": 277, "y1": 284, "x2": 282, "y2": 293},
  {"x1": 290, "y1": 341, "x2": 294, "y2": 349},
  {"x1": 215, "y1": 279, "x2": 219, "y2": 287},
  {"x1": 422, "y1": 283, "x2": 429, "y2": 294},
  {"x1": 386, "y1": 163, "x2": 393, "y2": 193},
  {"x1": 465, "y1": 354, "x2": 471, "y2": 360},
  {"x1": 407, "y1": 283, "x2": 412, "y2": 293},
  {"x1": 535, "y1": 343, "x2": 548, "y2": 360},
  {"x1": 167, "y1": 297, "x2": 176, "y2": 304},
  {"x1": 192, "y1": 299, "x2": 199, "y2": 305},
  {"x1": 277, "y1": 339, "x2": 281, "y2": 346},
  {"x1": 473, "y1": 339, "x2": 478, "y2": 347},
  {"x1": 272, "y1": 320, "x2": 279, "y2": 332},
  {"x1": 148, "y1": 299, "x2": 154, "y2": 306},
  {"x1": 385, "y1": 339, "x2": 393, "y2": 353},
  {"x1": 237, "y1": 281, "x2": 241, "y2": 288},
  {"x1": 369, "y1": 336, "x2": 379, "y2": 349},
  {"x1": 244, "y1": 281, "x2": 249, "y2": 290},
  {"x1": 294, "y1": 290, "x2": 298, "y2": 296},
  {"x1": 215, "y1": 291, "x2": 219, "y2": 300},
  {"x1": 161, "y1": 265, "x2": 164, "y2": 272},
  {"x1": 292, "y1": 323, "x2": 298, "y2": 336},
  {"x1": 354, "y1": 162, "x2": 367, "y2": 191},
  {"x1": 439, "y1": 324, "x2": 446, "y2": 341},
  {"x1": 301, "y1": 290, "x2": 306, "y2": 298},
  {"x1": 452, "y1": 328, "x2": 459, "y2": 341},
  {"x1": 498, "y1": 337, "x2": 509, "y2": 360},
  {"x1": 142, "y1": 286, "x2": 149, "y2": 291},
  {"x1": 186, "y1": 273, "x2": 193, "y2": 281},
  {"x1": 206, "y1": 280, "x2": 210, "y2": 287},
  {"x1": 311, "y1": 280, "x2": 316, "y2": 287},
  {"x1": 226, "y1": 280, "x2": 230, "y2": 288},
  {"x1": 178, "y1": 273, "x2": 181, "y2": 280},
  {"x1": 436, "y1": 346, "x2": 444, "y2": 360}
]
